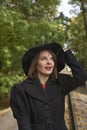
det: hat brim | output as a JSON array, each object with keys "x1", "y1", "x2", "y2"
[{"x1": 22, "y1": 42, "x2": 65, "y2": 76}]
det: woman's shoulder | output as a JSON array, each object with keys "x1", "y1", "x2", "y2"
[
  {"x1": 11, "y1": 78, "x2": 34, "y2": 92},
  {"x1": 11, "y1": 83, "x2": 23, "y2": 95}
]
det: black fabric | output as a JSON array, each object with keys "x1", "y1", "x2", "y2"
[{"x1": 10, "y1": 50, "x2": 87, "y2": 130}]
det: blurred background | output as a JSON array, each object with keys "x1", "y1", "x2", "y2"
[{"x1": 0, "y1": 0, "x2": 87, "y2": 111}]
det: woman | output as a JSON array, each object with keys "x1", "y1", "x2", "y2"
[{"x1": 10, "y1": 42, "x2": 87, "y2": 130}]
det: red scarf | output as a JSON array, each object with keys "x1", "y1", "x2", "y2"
[{"x1": 42, "y1": 84, "x2": 46, "y2": 89}]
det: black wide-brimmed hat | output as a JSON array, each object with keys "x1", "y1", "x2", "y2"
[{"x1": 22, "y1": 42, "x2": 65, "y2": 76}]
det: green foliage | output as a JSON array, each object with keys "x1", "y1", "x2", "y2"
[
  {"x1": 0, "y1": 1, "x2": 65, "y2": 100},
  {"x1": 0, "y1": 73, "x2": 25, "y2": 99},
  {"x1": 0, "y1": 5, "x2": 27, "y2": 99},
  {"x1": 67, "y1": 13, "x2": 87, "y2": 69},
  {"x1": 0, "y1": 0, "x2": 87, "y2": 101}
]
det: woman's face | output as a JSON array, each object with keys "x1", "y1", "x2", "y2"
[{"x1": 37, "y1": 50, "x2": 55, "y2": 77}]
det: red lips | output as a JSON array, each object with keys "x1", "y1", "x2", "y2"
[{"x1": 45, "y1": 66, "x2": 52, "y2": 70}]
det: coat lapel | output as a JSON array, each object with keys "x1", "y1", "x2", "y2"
[
  {"x1": 23, "y1": 78, "x2": 60, "y2": 104},
  {"x1": 24, "y1": 78, "x2": 49, "y2": 104}
]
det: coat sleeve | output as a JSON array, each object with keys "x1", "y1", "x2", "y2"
[
  {"x1": 59, "y1": 50, "x2": 87, "y2": 96},
  {"x1": 10, "y1": 84, "x2": 31, "y2": 130}
]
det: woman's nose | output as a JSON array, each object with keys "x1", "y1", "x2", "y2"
[{"x1": 47, "y1": 59, "x2": 51, "y2": 64}]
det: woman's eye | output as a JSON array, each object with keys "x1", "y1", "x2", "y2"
[
  {"x1": 50, "y1": 57, "x2": 54, "y2": 61},
  {"x1": 41, "y1": 57, "x2": 47, "y2": 60}
]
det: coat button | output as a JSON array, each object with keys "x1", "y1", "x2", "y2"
[
  {"x1": 44, "y1": 104, "x2": 50, "y2": 110},
  {"x1": 46, "y1": 119, "x2": 54, "y2": 125}
]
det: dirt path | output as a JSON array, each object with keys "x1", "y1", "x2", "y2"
[{"x1": 0, "y1": 108, "x2": 18, "y2": 130}]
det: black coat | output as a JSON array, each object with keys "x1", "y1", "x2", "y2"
[{"x1": 10, "y1": 50, "x2": 87, "y2": 130}]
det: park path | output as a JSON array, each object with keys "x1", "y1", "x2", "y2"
[{"x1": 0, "y1": 108, "x2": 18, "y2": 130}]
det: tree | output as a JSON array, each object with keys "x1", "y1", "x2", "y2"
[
  {"x1": 70, "y1": 0, "x2": 87, "y2": 38},
  {"x1": 1, "y1": 0, "x2": 67, "y2": 99},
  {"x1": 0, "y1": 0, "x2": 87, "y2": 100},
  {"x1": 66, "y1": 0, "x2": 87, "y2": 69}
]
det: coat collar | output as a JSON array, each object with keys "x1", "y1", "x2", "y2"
[{"x1": 23, "y1": 77, "x2": 60, "y2": 104}]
